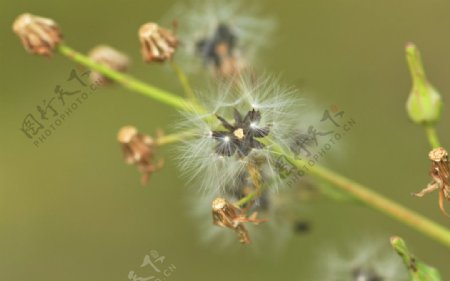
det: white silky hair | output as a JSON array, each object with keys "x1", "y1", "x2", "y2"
[
  {"x1": 320, "y1": 239, "x2": 408, "y2": 281},
  {"x1": 164, "y1": 0, "x2": 276, "y2": 74},
  {"x1": 175, "y1": 72, "x2": 303, "y2": 195}
]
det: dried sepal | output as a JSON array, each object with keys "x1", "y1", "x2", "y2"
[
  {"x1": 212, "y1": 108, "x2": 270, "y2": 158},
  {"x1": 139, "y1": 22, "x2": 178, "y2": 63},
  {"x1": 117, "y1": 126, "x2": 164, "y2": 185},
  {"x1": 211, "y1": 197, "x2": 267, "y2": 244},
  {"x1": 12, "y1": 13, "x2": 62, "y2": 56},
  {"x1": 412, "y1": 147, "x2": 450, "y2": 217},
  {"x1": 88, "y1": 45, "x2": 130, "y2": 85}
]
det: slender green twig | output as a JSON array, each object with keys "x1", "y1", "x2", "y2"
[
  {"x1": 57, "y1": 44, "x2": 189, "y2": 111},
  {"x1": 280, "y1": 144, "x2": 450, "y2": 248},
  {"x1": 170, "y1": 60, "x2": 197, "y2": 102},
  {"x1": 156, "y1": 130, "x2": 195, "y2": 146},
  {"x1": 425, "y1": 125, "x2": 441, "y2": 149},
  {"x1": 308, "y1": 163, "x2": 450, "y2": 247},
  {"x1": 54, "y1": 43, "x2": 450, "y2": 248},
  {"x1": 236, "y1": 192, "x2": 259, "y2": 207}
]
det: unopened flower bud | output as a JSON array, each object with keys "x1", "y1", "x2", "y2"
[
  {"x1": 88, "y1": 45, "x2": 130, "y2": 85},
  {"x1": 405, "y1": 43, "x2": 443, "y2": 126},
  {"x1": 139, "y1": 22, "x2": 178, "y2": 63},
  {"x1": 12, "y1": 13, "x2": 62, "y2": 56}
]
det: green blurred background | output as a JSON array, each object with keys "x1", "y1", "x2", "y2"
[{"x1": 1, "y1": 0, "x2": 450, "y2": 280}]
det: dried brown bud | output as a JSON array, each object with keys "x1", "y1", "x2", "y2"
[
  {"x1": 139, "y1": 23, "x2": 178, "y2": 63},
  {"x1": 413, "y1": 147, "x2": 450, "y2": 217},
  {"x1": 428, "y1": 147, "x2": 448, "y2": 162},
  {"x1": 88, "y1": 45, "x2": 130, "y2": 85},
  {"x1": 12, "y1": 13, "x2": 62, "y2": 56},
  {"x1": 211, "y1": 197, "x2": 267, "y2": 244},
  {"x1": 117, "y1": 126, "x2": 163, "y2": 185}
]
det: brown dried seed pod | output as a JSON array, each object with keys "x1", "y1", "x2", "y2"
[
  {"x1": 211, "y1": 197, "x2": 267, "y2": 244},
  {"x1": 139, "y1": 22, "x2": 178, "y2": 63},
  {"x1": 88, "y1": 45, "x2": 130, "y2": 85},
  {"x1": 413, "y1": 147, "x2": 450, "y2": 217},
  {"x1": 12, "y1": 13, "x2": 62, "y2": 56},
  {"x1": 117, "y1": 126, "x2": 163, "y2": 185},
  {"x1": 428, "y1": 147, "x2": 448, "y2": 162}
]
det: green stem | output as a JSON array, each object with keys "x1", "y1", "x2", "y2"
[
  {"x1": 425, "y1": 125, "x2": 441, "y2": 149},
  {"x1": 237, "y1": 143, "x2": 450, "y2": 248},
  {"x1": 281, "y1": 147, "x2": 450, "y2": 249},
  {"x1": 57, "y1": 43, "x2": 189, "y2": 111},
  {"x1": 236, "y1": 190, "x2": 259, "y2": 207},
  {"x1": 170, "y1": 60, "x2": 196, "y2": 102},
  {"x1": 156, "y1": 130, "x2": 195, "y2": 146},
  {"x1": 310, "y1": 164, "x2": 450, "y2": 247},
  {"x1": 55, "y1": 43, "x2": 450, "y2": 248}
]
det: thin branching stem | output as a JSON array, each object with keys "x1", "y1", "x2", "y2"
[
  {"x1": 170, "y1": 60, "x2": 197, "y2": 102},
  {"x1": 57, "y1": 44, "x2": 189, "y2": 111},
  {"x1": 55, "y1": 43, "x2": 450, "y2": 248},
  {"x1": 156, "y1": 130, "x2": 195, "y2": 146},
  {"x1": 425, "y1": 125, "x2": 442, "y2": 149}
]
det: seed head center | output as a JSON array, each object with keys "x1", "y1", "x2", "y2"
[{"x1": 233, "y1": 128, "x2": 245, "y2": 139}]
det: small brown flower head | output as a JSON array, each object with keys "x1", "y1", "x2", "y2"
[
  {"x1": 139, "y1": 23, "x2": 178, "y2": 63},
  {"x1": 211, "y1": 197, "x2": 267, "y2": 244},
  {"x1": 88, "y1": 45, "x2": 130, "y2": 85},
  {"x1": 12, "y1": 13, "x2": 62, "y2": 56},
  {"x1": 117, "y1": 126, "x2": 164, "y2": 185},
  {"x1": 428, "y1": 147, "x2": 448, "y2": 162},
  {"x1": 413, "y1": 147, "x2": 450, "y2": 217}
]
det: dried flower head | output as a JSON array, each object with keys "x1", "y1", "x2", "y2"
[
  {"x1": 176, "y1": 72, "x2": 301, "y2": 194},
  {"x1": 167, "y1": 0, "x2": 275, "y2": 77},
  {"x1": 189, "y1": 178, "x2": 314, "y2": 249},
  {"x1": 212, "y1": 108, "x2": 270, "y2": 157},
  {"x1": 88, "y1": 45, "x2": 130, "y2": 85},
  {"x1": 212, "y1": 197, "x2": 267, "y2": 244},
  {"x1": 12, "y1": 13, "x2": 62, "y2": 56},
  {"x1": 117, "y1": 126, "x2": 164, "y2": 185},
  {"x1": 412, "y1": 147, "x2": 450, "y2": 217},
  {"x1": 139, "y1": 22, "x2": 178, "y2": 63}
]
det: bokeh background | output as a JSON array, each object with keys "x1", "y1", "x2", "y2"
[{"x1": 1, "y1": 0, "x2": 450, "y2": 280}]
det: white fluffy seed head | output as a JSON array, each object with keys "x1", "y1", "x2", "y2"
[
  {"x1": 165, "y1": 0, "x2": 276, "y2": 75},
  {"x1": 175, "y1": 72, "x2": 302, "y2": 195},
  {"x1": 319, "y1": 240, "x2": 408, "y2": 281}
]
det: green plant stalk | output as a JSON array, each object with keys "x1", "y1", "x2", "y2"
[
  {"x1": 55, "y1": 43, "x2": 450, "y2": 248},
  {"x1": 156, "y1": 130, "x2": 195, "y2": 146},
  {"x1": 57, "y1": 43, "x2": 188, "y2": 111},
  {"x1": 425, "y1": 125, "x2": 441, "y2": 149},
  {"x1": 170, "y1": 60, "x2": 197, "y2": 101},
  {"x1": 239, "y1": 142, "x2": 450, "y2": 248},
  {"x1": 306, "y1": 162, "x2": 450, "y2": 248}
]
